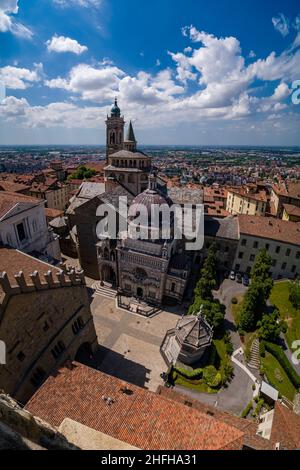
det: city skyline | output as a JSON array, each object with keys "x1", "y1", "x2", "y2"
[{"x1": 0, "y1": 0, "x2": 300, "y2": 145}]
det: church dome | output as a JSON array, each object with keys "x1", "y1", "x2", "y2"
[
  {"x1": 111, "y1": 98, "x2": 121, "y2": 117},
  {"x1": 130, "y1": 188, "x2": 173, "y2": 217}
]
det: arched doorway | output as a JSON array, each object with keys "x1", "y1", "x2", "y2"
[
  {"x1": 75, "y1": 342, "x2": 93, "y2": 366},
  {"x1": 137, "y1": 287, "x2": 143, "y2": 298},
  {"x1": 101, "y1": 265, "x2": 116, "y2": 287}
]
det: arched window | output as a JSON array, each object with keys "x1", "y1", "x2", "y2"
[{"x1": 110, "y1": 132, "x2": 116, "y2": 144}]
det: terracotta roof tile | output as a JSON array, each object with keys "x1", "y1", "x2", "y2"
[
  {"x1": 238, "y1": 215, "x2": 300, "y2": 246},
  {"x1": 26, "y1": 362, "x2": 246, "y2": 450},
  {"x1": 0, "y1": 191, "x2": 41, "y2": 219}
]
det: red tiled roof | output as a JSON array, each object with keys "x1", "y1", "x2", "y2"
[
  {"x1": 0, "y1": 181, "x2": 29, "y2": 193},
  {"x1": 0, "y1": 247, "x2": 60, "y2": 285},
  {"x1": 0, "y1": 191, "x2": 41, "y2": 219},
  {"x1": 44, "y1": 207, "x2": 64, "y2": 219},
  {"x1": 283, "y1": 203, "x2": 300, "y2": 218},
  {"x1": 157, "y1": 386, "x2": 272, "y2": 450},
  {"x1": 227, "y1": 186, "x2": 267, "y2": 202},
  {"x1": 238, "y1": 215, "x2": 300, "y2": 246},
  {"x1": 25, "y1": 362, "x2": 246, "y2": 450},
  {"x1": 272, "y1": 181, "x2": 300, "y2": 200},
  {"x1": 270, "y1": 402, "x2": 300, "y2": 449}
]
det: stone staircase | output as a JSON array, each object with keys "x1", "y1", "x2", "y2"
[
  {"x1": 92, "y1": 282, "x2": 117, "y2": 300},
  {"x1": 247, "y1": 338, "x2": 260, "y2": 370}
]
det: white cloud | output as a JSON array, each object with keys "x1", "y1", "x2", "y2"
[
  {"x1": 3, "y1": 24, "x2": 300, "y2": 135},
  {"x1": 272, "y1": 13, "x2": 290, "y2": 37},
  {"x1": 0, "y1": 64, "x2": 42, "y2": 89},
  {"x1": 46, "y1": 35, "x2": 88, "y2": 55},
  {"x1": 0, "y1": 0, "x2": 32, "y2": 39},
  {"x1": 53, "y1": 0, "x2": 101, "y2": 8},
  {"x1": 45, "y1": 63, "x2": 125, "y2": 102}
]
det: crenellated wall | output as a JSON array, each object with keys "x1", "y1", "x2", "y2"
[{"x1": 0, "y1": 267, "x2": 98, "y2": 404}]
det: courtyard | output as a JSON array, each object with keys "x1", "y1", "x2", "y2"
[{"x1": 90, "y1": 293, "x2": 183, "y2": 391}]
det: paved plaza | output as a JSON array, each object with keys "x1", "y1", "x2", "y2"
[{"x1": 90, "y1": 294, "x2": 183, "y2": 391}]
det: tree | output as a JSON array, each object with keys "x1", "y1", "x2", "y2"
[
  {"x1": 257, "y1": 309, "x2": 287, "y2": 343},
  {"x1": 189, "y1": 297, "x2": 225, "y2": 330},
  {"x1": 239, "y1": 249, "x2": 273, "y2": 332},
  {"x1": 68, "y1": 166, "x2": 97, "y2": 180},
  {"x1": 194, "y1": 244, "x2": 217, "y2": 300},
  {"x1": 289, "y1": 278, "x2": 300, "y2": 309}
]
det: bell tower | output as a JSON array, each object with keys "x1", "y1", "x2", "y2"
[{"x1": 106, "y1": 98, "x2": 125, "y2": 161}]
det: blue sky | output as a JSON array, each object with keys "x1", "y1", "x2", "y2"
[{"x1": 0, "y1": 0, "x2": 300, "y2": 145}]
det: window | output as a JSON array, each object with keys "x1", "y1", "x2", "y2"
[
  {"x1": 292, "y1": 265, "x2": 296, "y2": 273},
  {"x1": 51, "y1": 341, "x2": 66, "y2": 359},
  {"x1": 250, "y1": 254, "x2": 255, "y2": 262},
  {"x1": 171, "y1": 283, "x2": 176, "y2": 293},
  {"x1": 272, "y1": 259, "x2": 277, "y2": 267},
  {"x1": 241, "y1": 239, "x2": 247, "y2": 247},
  {"x1": 72, "y1": 317, "x2": 84, "y2": 335},
  {"x1": 30, "y1": 367, "x2": 46, "y2": 388},
  {"x1": 281, "y1": 262, "x2": 287, "y2": 270},
  {"x1": 17, "y1": 351, "x2": 25, "y2": 362},
  {"x1": 286, "y1": 248, "x2": 291, "y2": 256},
  {"x1": 235, "y1": 264, "x2": 240, "y2": 271},
  {"x1": 265, "y1": 244, "x2": 270, "y2": 251},
  {"x1": 238, "y1": 252, "x2": 244, "y2": 259},
  {"x1": 253, "y1": 241, "x2": 258, "y2": 249},
  {"x1": 296, "y1": 252, "x2": 300, "y2": 260},
  {"x1": 275, "y1": 246, "x2": 281, "y2": 254},
  {"x1": 16, "y1": 222, "x2": 26, "y2": 242}
]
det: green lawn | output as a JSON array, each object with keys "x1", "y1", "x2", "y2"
[
  {"x1": 231, "y1": 295, "x2": 243, "y2": 326},
  {"x1": 270, "y1": 281, "x2": 300, "y2": 348},
  {"x1": 262, "y1": 352, "x2": 297, "y2": 401}
]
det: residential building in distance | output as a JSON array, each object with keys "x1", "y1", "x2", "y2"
[
  {"x1": 0, "y1": 248, "x2": 98, "y2": 404},
  {"x1": 233, "y1": 215, "x2": 300, "y2": 279},
  {"x1": 282, "y1": 203, "x2": 300, "y2": 222},
  {"x1": 226, "y1": 185, "x2": 267, "y2": 216},
  {"x1": 270, "y1": 181, "x2": 300, "y2": 218},
  {"x1": 0, "y1": 191, "x2": 61, "y2": 262}
]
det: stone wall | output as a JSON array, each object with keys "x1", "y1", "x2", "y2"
[
  {"x1": 0, "y1": 393, "x2": 77, "y2": 450},
  {"x1": 0, "y1": 269, "x2": 98, "y2": 404}
]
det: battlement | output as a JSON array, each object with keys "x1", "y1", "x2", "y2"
[{"x1": 0, "y1": 267, "x2": 86, "y2": 310}]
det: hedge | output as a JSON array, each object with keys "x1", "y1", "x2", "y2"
[
  {"x1": 173, "y1": 366, "x2": 203, "y2": 380},
  {"x1": 241, "y1": 400, "x2": 253, "y2": 418},
  {"x1": 263, "y1": 341, "x2": 300, "y2": 389}
]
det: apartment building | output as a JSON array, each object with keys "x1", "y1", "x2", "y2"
[
  {"x1": 233, "y1": 215, "x2": 300, "y2": 279},
  {"x1": 226, "y1": 185, "x2": 267, "y2": 216}
]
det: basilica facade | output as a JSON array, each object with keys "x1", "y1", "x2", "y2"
[{"x1": 97, "y1": 100, "x2": 192, "y2": 306}]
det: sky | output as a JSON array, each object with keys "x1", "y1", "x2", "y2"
[{"x1": 0, "y1": 0, "x2": 300, "y2": 146}]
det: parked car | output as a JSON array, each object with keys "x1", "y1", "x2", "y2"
[
  {"x1": 242, "y1": 274, "x2": 250, "y2": 286},
  {"x1": 236, "y1": 273, "x2": 242, "y2": 283},
  {"x1": 230, "y1": 270, "x2": 236, "y2": 281}
]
